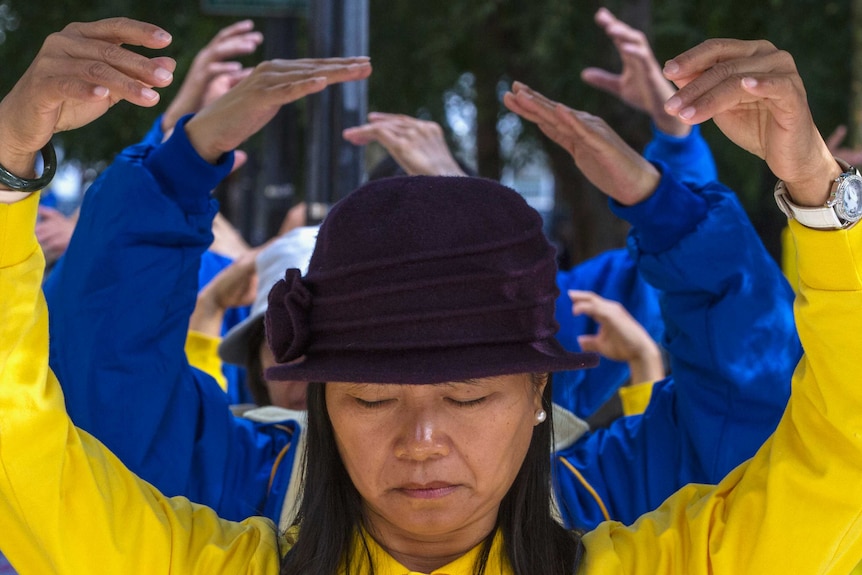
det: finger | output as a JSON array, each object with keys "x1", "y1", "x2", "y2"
[
  {"x1": 670, "y1": 71, "x2": 802, "y2": 126},
  {"x1": 576, "y1": 335, "x2": 601, "y2": 353},
  {"x1": 826, "y1": 125, "x2": 848, "y2": 151},
  {"x1": 230, "y1": 149, "x2": 248, "y2": 174},
  {"x1": 270, "y1": 56, "x2": 371, "y2": 69},
  {"x1": 662, "y1": 38, "x2": 775, "y2": 85},
  {"x1": 207, "y1": 32, "x2": 264, "y2": 61},
  {"x1": 367, "y1": 111, "x2": 414, "y2": 123},
  {"x1": 210, "y1": 19, "x2": 255, "y2": 43},
  {"x1": 264, "y1": 60, "x2": 372, "y2": 85},
  {"x1": 504, "y1": 85, "x2": 563, "y2": 125},
  {"x1": 604, "y1": 20, "x2": 648, "y2": 49},
  {"x1": 343, "y1": 124, "x2": 381, "y2": 145},
  {"x1": 64, "y1": 17, "x2": 172, "y2": 50},
  {"x1": 664, "y1": 49, "x2": 795, "y2": 122},
  {"x1": 580, "y1": 68, "x2": 623, "y2": 96},
  {"x1": 42, "y1": 59, "x2": 168, "y2": 107},
  {"x1": 59, "y1": 35, "x2": 176, "y2": 90},
  {"x1": 206, "y1": 61, "x2": 244, "y2": 76},
  {"x1": 594, "y1": 7, "x2": 617, "y2": 28}
]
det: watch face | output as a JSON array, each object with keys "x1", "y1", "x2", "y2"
[{"x1": 838, "y1": 174, "x2": 862, "y2": 222}]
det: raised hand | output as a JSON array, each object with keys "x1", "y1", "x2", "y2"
[
  {"x1": 189, "y1": 249, "x2": 259, "y2": 337},
  {"x1": 825, "y1": 124, "x2": 862, "y2": 167},
  {"x1": 663, "y1": 39, "x2": 839, "y2": 203},
  {"x1": 342, "y1": 112, "x2": 466, "y2": 176},
  {"x1": 161, "y1": 20, "x2": 263, "y2": 134},
  {"x1": 0, "y1": 18, "x2": 174, "y2": 178},
  {"x1": 185, "y1": 57, "x2": 371, "y2": 164},
  {"x1": 35, "y1": 206, "x2": 78, "y2": 264},
  {"x1": 581, "y1": 7, "x2": 688, "y2": 137},
  {"x1": 503, "y1": 81, "x2": 660, "y2": 205},
  {"x1": 569, "y1": 290, "x2": 664, "y2": 385}
]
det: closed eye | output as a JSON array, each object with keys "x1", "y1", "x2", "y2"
[
  {"x1": 446, "y1": 397, "x2": 487, "y2": 408},
  {"x1": 354, "y1": 397, "x2": 393, "y2": 409}
]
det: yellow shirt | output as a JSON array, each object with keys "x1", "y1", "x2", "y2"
[
  {"x1": 185, "y1": 329, "x2": 228, "y2": 392},
  {"x1": 3, "y1": 193, "x2": 862, "y2": 574},
  {"x1": 343, "y1": 529, "x2": 510, "y2": 574},
  {"x1": 618, "y1": 380, "x2": 655, "y2": 416}
]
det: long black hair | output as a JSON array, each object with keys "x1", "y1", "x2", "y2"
[{"x1": 279, "y1": 374, "x2": 584, "y2": 575}]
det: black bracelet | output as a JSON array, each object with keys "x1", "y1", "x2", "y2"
[{"x1": 0, "y1": 142, "x2": 57, "y2": 192}]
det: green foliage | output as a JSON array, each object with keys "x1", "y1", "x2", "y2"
[{"x1": 0, "y1": 0, "x2": 853, "y2": 257}]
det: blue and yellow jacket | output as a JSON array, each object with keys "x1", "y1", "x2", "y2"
[
  {"x1": 43, "y1": 121, "x2": 799, "y2": 533},
  {"x1": 3, "y1": 179, "x2": 861, "y2": 574},
  {"x1": 553, "y1": 124, "x2": 720, "y2": 418}
]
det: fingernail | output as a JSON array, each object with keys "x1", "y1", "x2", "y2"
[
  {"x1": 679, "y1": 106, "x2": 695, "y2": 120},
  {"x1": 154, "y1": 68, "x2": 173, "y2": 82},
  {"x1": 665, "y1": 96, "x2": 682, "y2": 111},
  {"x1": 663, "y1": 60, "x2": 679, "y2": 75},
  {"x1": 141, "y1": 87, "x2": 159, "y2": 101},
  {"x1": 93, "y1": 86, "x2": 109, "y2": 98},
  {"x1": 155, "y1": 30, "x2": 172, "y2": 42},
  {"x1": 742, "y1": 77, "x2": 758, "y2": 89}
]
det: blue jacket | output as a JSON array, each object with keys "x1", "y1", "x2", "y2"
[
  {"x1": 45, "y1": 122, "x2": 799, "y2": 532},
  {"x1": 552, "y1": 124, "x2": 719, "y2": 418},
  {"x1": 144, "y1": 114, "x2": 253, "y2": 405},
  {"x1": 44, "y1": 117, "x2": 298, "y2": 523},
  {"x1": 554, "y1": 166, "x2": 801, "y2": 529}
]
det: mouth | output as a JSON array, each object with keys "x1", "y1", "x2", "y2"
[{"x1": 396, "y1": 482, "x2": 459, "y2": 500}]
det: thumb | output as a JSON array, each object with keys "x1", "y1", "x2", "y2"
[
  {"x1": 230, "y1": 149, "x2": 248, "y2": 173},
  {"x1": 581, "y1": 68, "x2": 622, "y2": 97},
  {"x1": 577, "y1": 334, "x2": 600, "y2": 353},
  {"x1": 826, "y1": 124, "x2": 848, "y2": 152}
]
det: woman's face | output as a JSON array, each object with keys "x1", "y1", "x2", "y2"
[{"x1": 326, "y1": 374, "x2": 545, "y2": 549}]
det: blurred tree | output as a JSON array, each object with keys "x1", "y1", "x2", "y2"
[
  {"x1": 0, "y1": 0, "x2": 853, "y2": 262},
  {"x1": 368, "y1": 0, "x2": 853, "y2": 264}
]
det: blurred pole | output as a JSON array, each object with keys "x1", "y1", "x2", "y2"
[
  {"x1": 305, "y1": 0, "x2": 369, "y2": 224},
  {"x1": 250, "y1": 16, "x2": 301, "y2": 245}
]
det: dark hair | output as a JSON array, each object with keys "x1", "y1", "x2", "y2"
[{"x1": 279, "y1": 374, "x2": 584, "y2": 575}]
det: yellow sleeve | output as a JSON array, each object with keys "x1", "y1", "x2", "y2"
[
  {"x1": 780, "y1": 224, "x2": 799, "y2": 293},
  {"x1": 581, "y1": 220, "x2": 862, "y2": 574},
  {"x1": 618, "y1": 380, "x2": 655, "y2": 416},
  {"x1": 0, "y1": 194, "x2": 284, "y2": 574},
  {"x1": 186, "y1": 329, "x2": 228, "y2": 392}
]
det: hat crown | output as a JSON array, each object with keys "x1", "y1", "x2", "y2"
[{"x1": 265, "y1": 176, "x2": 599, "y2": 383}]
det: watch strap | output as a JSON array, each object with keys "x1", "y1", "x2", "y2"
[{"x1": 773, "y1": 158, "x2": 857, "y2": 230}]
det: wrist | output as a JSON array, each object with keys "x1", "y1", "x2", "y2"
[
  {"x1": 0, "y1": 142, "x2": 56, "y2": 192},
  {"x1": 783, "y1": 159, "x2": 844, "y2": 207},
  {"x1": 184, "y1": 114, "x2": 226, "y2": 164},
  {"x1": 0, "y1": 151, "x2": 38, "y2": 182},
  {"x1": 651, "y1": 113, "x2": 691, "y2": 138},
  {"x1": 627, "y1": 345, "x2": 664, "y2": 386}
]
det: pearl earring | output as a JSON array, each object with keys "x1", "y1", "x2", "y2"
[{"x1": 535, "y1": 409, "x2": 547, "y2": 423}]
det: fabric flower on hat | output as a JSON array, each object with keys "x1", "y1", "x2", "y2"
[{"x1": 265, "y1": 268, "x2": 312, "y2": 363}]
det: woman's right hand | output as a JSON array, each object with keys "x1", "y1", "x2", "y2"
[{"x1": 0, "y1": 18, "x2": 175, "y2": 178}]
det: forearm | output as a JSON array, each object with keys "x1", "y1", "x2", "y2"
[{"x1": 613, "y1": 173, "x2": 800, "y2": 479}]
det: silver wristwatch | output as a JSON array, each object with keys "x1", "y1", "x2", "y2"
[{"x1": 774, "y1": 158, "x2": 862, "y2": 229}]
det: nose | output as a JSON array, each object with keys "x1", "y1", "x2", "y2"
[{"x1": 394, "y1": 411, "x2": 450, "y2": 461}]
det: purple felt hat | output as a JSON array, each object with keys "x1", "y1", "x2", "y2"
[{"x1": 264, "y1": 175, "x2": 598, "y2": 384}]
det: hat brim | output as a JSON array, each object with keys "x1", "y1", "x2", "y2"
[
  {"x1": 265, "y1": 338, "x2": 599, "y2": 384},
  {"x1": 218, "y1": 312, "x2": 265, "y2": 367}
]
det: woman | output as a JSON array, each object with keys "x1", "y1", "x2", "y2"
[{"x1": 1, "y1": 18, "x2": 860, "y2": 575}]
